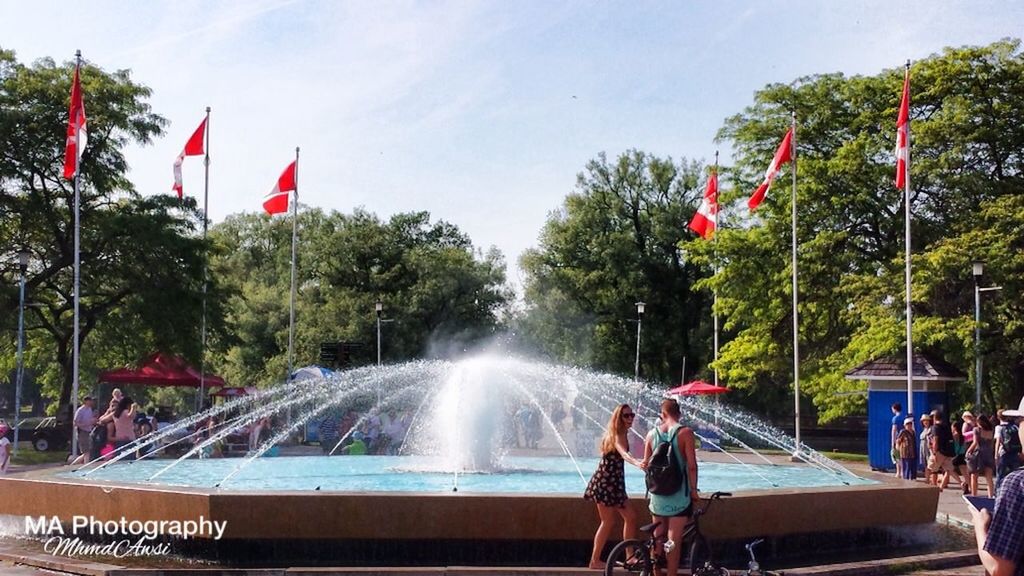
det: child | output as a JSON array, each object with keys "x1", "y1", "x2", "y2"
[{"x1": 896, "y1": 417, "x2": 917, "y2": 480}]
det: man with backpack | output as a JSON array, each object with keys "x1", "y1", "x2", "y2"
[
  {"x1": 995, "y1": 404, "x2": 1023, "y2": 491},
  {"x1": 643, "y1": 398, "x2": 699, "y2": 576}
]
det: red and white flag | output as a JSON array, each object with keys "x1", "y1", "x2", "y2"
[
  {"x1": 895, "y1": 68, "x2": 910, "y2": 189},
  {"x1": 63, "y1": 63, "x2": 87, "y2": 180},
  {"x1": 172, "y1": 117, "x2": 207, "y2": 198},
  {"x1": 688, "y1": 170, "x2": 719, "y2": 239},
  {"x1": 263, "y1": 160, "x2": 297, "y2": 215},
  {"x1": 747, "y1": 128, "x2": 793, "y2": 211}
]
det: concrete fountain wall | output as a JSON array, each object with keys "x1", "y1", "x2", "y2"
[{"x1": 0, "y1": 472, "x2": 937, "y2": 542}]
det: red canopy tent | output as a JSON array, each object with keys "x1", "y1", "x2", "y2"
[
  {"x1": 98, "y1": 352, "x2": 226, "y2": 388},
  {"x1": 666, "y1": 380, "x2": 730, "y2": 396}
]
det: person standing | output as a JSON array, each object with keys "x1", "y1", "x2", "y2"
[
  {"x1": 967, "y1": 414, "x2": 998, "y2": 497},
  {"x1": 919, "y1": 414, "x2": 934, "y2": 482},
  {"x1": 584, "y1": 404, "x2": 645, "y2": 570},
  {"x1": 890, "y1": 402, "x2": 904, "y2": 478},
  {"x1": 995, "y1": 404, "x2": 1023, "y2": 490},
  {"x1": 969, "y1": 467, "x2": 1023, "y2": 576},
  {"x1": 928, "y1": 411, "x2": 966, "y2": 491},
  {"x1": 111, "y1": 397, "x2": 137, "y2": 459},
  {"x1": 643, "y1": 399, "x2": 699, "y2": 576},
  {"x1": 895, "y1": 417, "x2": 917, "y2": 480},
  {"x1": 73, "y1": 396, "x2": 96, "y2": 463},
  {"x1": 0, "y1": 421, "x2": 11, "y2": 475}
]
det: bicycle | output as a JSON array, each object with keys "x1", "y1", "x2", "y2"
[
  {"x1": 604, "y1": 491, "x2": 730, "y2": 576},
  {"x1": 736, "y1": 538, "x2": 784, "y2": 576}
]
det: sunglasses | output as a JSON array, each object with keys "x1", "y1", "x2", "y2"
[{"x1": 621, "y1": 413, "x2": 636, "y2": 419}]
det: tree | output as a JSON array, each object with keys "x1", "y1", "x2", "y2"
[
  {"x1": 704, "y1": 39, "x2": 1024, "y2": 420},
  {"x1": 0, "y1": 49, "x2": 221, "y2": 411},
  {"x1": 209, "y1": 208, "x2": 512, "y2": 387},
  {"x1": 519, "y1": 150, "x2": 709, "y2": 385}
]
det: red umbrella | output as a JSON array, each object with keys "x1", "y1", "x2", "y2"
[{"x1": 666, "y1": 380, "x2": 730, "y2": 396}]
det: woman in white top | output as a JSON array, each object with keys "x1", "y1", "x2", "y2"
[{"x1": 0, "y1": 421, "x2": 12, "y2": 475}]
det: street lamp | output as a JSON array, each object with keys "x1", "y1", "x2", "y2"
[
  {"x1": 13, "y1": 249, "x2": 29, "y2": 457},
  {"x1": 375, "y1": 301, "x2": 383, "y2": 366},
  {"x1": 972, "y1": 261, "x2": 1003, "y2": 411},
  {"x1": 634, "y1": 302, "x2": 645, "y2": 382}
]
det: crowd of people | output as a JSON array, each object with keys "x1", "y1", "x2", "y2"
[
  {"x1": 71, "y1": 389, "x2": 159, "y2": 464},
  {"x1": 317, "y1": 409, "x2": 413, "y2": 455},
  {"x1": 889, "y1": 398, "x2": 1023, "y2": 576},
  {"x1": 889, "y1": 401, "x2": 1023, "y2": 497}
]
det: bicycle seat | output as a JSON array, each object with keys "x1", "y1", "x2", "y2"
[{"x1": 639, "y1": 521, "x2": 660, "y2": 533}]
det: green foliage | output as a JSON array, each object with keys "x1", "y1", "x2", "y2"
[
  {"x1": 712, "y1": 39, "x2": 1024, "y2": 420},
  {"x1": 0, "y1": 48, "x2": 221, "y2": 411},
  {"x1": 519, "y1": 150, "x2": 709, "y2": 385},
  {"x1": 209, "y1": 208, "x2": 512, "y2": 387}
]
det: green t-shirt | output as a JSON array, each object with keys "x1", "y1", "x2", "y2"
[{"x1": 647, "y1": 424, "x2": 691, "y2": 516}]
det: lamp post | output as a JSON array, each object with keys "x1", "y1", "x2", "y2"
[
  {"x1": 14, "y1": 249, "x2": 29, "y2": 457},
  {"x1": 634, "y1": 302, "x2": 645, "y2": 382},
  {"x1": 375, "y1": 301, "x2": 383, "y2": 366},
  {"x1": 972, "y1": 261, "x2": 1003, "y2": 411}
]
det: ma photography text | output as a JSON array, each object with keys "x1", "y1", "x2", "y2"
[{"x1": 25, "y1": 516, "x2": 227, "y2": 558}]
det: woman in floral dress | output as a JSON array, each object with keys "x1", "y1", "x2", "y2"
[{"x1": 584, "y1": 403, "x2": 646, "y2": 570}]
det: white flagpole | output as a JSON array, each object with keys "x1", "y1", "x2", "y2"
[
  {"x1": 198, "y1": 106, "x2": 211, "y2": 413},
  {"x1": 287, "y1": 148, "x2": 299, "y2": 385},
  {"x1": 712, "y1": 150, "x2": 720, "y2": 389},
  {"x1": 903, "y1": 60, "x2": 915, "y2": 417},
  {"x1": 71, "y1": 50, "x2": 82, "y2": 460},
  {"x1": 791, "y1": 111, "x2": 801, "y2": 457}
]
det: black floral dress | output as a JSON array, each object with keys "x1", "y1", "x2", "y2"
[{"x1": 584, "y1": 450, "x2": 628, "y2": 507}]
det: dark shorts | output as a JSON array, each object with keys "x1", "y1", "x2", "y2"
[{"x1": 671, "y1": 503, "x2": 693, "y2": 518}]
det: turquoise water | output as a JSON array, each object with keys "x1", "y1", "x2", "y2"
[{"x1": 68, "y1": 455, "x2": 873, "y2": 493}]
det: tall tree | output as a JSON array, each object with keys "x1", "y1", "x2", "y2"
[
  {"x1": 0, "y1": 49, "x2": 220, "y2": 411},
  {"x1": 704, "y1": 39, "x2": 1024, "y2": 420},
  {"x1": 519, "y1": 150, "x2": 708, "y2": 385},
  {"x1": 209, "y1": 208, "x2": 512, "y2": 386}
]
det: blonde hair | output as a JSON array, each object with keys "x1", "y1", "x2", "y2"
[{"x1": 600, "y1": 404, "x2": 632, "y2": 455}]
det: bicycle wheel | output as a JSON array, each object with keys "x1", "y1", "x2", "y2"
[
  {"x1": 605, "y1": 538, "x2": 652, "y2": 576},
  {"x1": 687, "y1": 533, "x2": 715, "y2": 575}
]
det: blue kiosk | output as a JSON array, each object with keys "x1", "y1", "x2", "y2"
[{"x1": 845, "y1": 352, "x2": 965, "y2": 471}]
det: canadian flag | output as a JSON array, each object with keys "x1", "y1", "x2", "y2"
[
  {"x1": 63, "y1": 63, "x2": 87, "y2": 180},
  {"x1": 747, "y1": 128, "x2": 793, "y2": 211},
  {"x1": 895, "y1": 69, "x2": 910, "y2": 189},
  {"x1": 688, "y1": 170, "x2": 718, "y2": 239},
  {"x1": 263, "y1": 160, "x2": 297, "y2": 215},
  {"x1": 172, "y1": 117, "x2": 207, "y2": 198}
]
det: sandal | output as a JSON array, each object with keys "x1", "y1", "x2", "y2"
[{"x1": 622, "y1": 557, "x2": 645, "y2": 571}]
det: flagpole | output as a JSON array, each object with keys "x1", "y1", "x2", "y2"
[
  {"x1": 71, "y1": 50, "x2": 82, "y2": 460},
  {"x1": 198, "y1": 106, "x2": 211, "y2": 413},
  {"x1": 287, "y1": 147, "x2": 299, "y2": 387},
  {"x1": 790, "y1": 111, "x2": 801, "y2": 458},
  {"x1": 903, "y1": 60, "x2": 915, "y2": 417},
  {"x1": 712, "y1": 150, "x2": 720, "y2": 389}
]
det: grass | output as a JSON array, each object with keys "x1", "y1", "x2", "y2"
[{"x1": 11, "y1": 442, "x2": 68, "y2": 466}]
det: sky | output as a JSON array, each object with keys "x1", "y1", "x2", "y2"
[{"x1": 2, "y1": 1, "x2": 1023, "y2": 291}]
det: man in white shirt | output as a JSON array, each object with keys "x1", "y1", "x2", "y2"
[{"x1": 73, "y1": 396, "x2": 97, "y2": 462}]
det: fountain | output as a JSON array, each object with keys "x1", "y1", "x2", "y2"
[{"x1": 0, "y1": 355, "x2": 940, "y2": 566}]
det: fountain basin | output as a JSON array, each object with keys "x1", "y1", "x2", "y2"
[{"x1": 1, "y1": 469, "x2": 935, "y2": 542}]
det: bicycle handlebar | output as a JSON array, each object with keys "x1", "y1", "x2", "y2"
[{"x1": 693, "y1": 491, "x2": 731, "y2": 518}]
